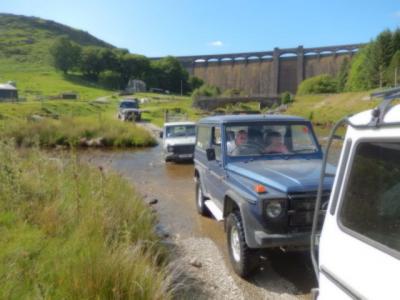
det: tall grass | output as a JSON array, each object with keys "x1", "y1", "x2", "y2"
[
  {"x1": 0, "y1": 142, "x2": 172, "y2": 299},
  {"x1": 0, "y1": 116, "x2": 156, "y2": 148}
]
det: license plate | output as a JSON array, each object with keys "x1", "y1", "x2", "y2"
[{"x1": 179, "y1": 154, "x2": 192, "y2": 158}]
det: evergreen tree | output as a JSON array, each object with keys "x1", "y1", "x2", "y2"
[
  {"x1": 368, "y1": 30, "x2": 394, "y2": 87},
  {"x1": 391, "y1": 28, "x2": 400, "y2": 53},
  {"x1": 337, "y1": 57, "x2": 350, "y2": 92},
  {"x1": 386, "y1": 50, "x2": 400, "y2": 86}
]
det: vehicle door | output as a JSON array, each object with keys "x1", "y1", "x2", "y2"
[
  {"x1": 318, "y1": 138, "x2": 400, "y2": 300},
  {"x1": 206, "y1": 125, "x2": 226, "y2": 207}
]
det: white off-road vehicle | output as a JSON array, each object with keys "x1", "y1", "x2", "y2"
[
  {"x1": 311, "y1": 87, "x2": 400, "y2": 299},
  {"x1": 160, "y1": 121, "x2": 196, "y2": 162}
]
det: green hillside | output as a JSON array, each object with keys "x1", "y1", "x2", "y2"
[
  {"x1": 0, "y1": 14, "x2": 115, "y2": 101},
  {"x1": 0, "y1": 13, "x2": 113, "y2": 65}
]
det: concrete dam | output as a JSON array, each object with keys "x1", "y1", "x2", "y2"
[{"x1": 153, "y1": 43, "x2": 364, "y2": 96}]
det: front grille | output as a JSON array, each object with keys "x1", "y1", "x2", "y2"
[
  {"x1": 172, "y1": 144, "x2": 195, "y2": 154},
  {"x1": 287, "y1": 191, "x2": 330, "y2": 230}
]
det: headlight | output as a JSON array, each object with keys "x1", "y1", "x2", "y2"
[
  {"x1": 167, "y1": 145, "x2": 174, "y2": 152},
  {"x1": 266, "y1": 200, "x2": 283, "y2": 218}
]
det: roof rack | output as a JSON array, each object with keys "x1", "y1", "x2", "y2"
[{"x1": 369, "y1": 86, "x2": 400, "y2": 127}]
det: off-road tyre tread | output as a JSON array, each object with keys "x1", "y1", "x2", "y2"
[{"x1": 226, "y1": 211, "x2": 259, "y2": 278}]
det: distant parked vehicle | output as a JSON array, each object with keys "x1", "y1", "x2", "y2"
[
  {"x1": 160, "y1": 121, "x2": 196, "y2": 162},
  {"x1": 149, "y1": 88, "x2": 169, "y2": 94},
  {"x1": 117, "y1": 99, "x2": 141, "y2": 122}
]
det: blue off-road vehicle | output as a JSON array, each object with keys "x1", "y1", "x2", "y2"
[{"x1": 194, "y1": 114, "x2": 335, "y2": 277}]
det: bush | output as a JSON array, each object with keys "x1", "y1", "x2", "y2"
[
  {"x1": 280, "y1": 92, "x2": 294, "y2": 104},
  {"x1": 297, "y1": 74, "x2": 338, "y2": 95},
  {"x1": 191, "y1": 84, "x2": 221, "y2": 99},
  {"x1": 188, "y1": 76, "x2": 204, "y2": 91},
  {"x1": 0, "y1": 142, "x2": 172, "y2": 299},
  {"x1": 221, "y1": 88, "x2": 246, "y2": 97}
]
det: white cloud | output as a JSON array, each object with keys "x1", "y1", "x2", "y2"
[{"x1": 209, "y1": 40, "x2": 224, "y2": 47}]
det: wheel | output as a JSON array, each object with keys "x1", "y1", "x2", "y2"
[
  {"x1": 226, "y1": 211, "x2": 258, "y2": 278},
  {"x1": 195, "y1": 179, "x2": 209, "y2": 216}
]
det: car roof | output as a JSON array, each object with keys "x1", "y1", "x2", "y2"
[
  {"x1": 164, "y1": 121, "x2": 196, "y2": 126},
  {"x1": 198, "y1": 114, "x2": 307, "y2": 124}
]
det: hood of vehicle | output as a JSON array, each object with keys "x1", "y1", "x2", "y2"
[
  {"x1": 121, "y1": 108, "x2": 140, "y2": 113},
  {"x1": 227, "y1": 159, "x2": 335, "y2": 193},
  {"x1": 164, "y1": 136, "x2": 196, "y2": 146}
]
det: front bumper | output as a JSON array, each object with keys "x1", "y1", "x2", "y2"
[
  {"x1": 254, "y1": 230, "x2": 311, "y2": 248},
  {"x1": 165, "y1": 152, "x2": 194, "y2": 161}
]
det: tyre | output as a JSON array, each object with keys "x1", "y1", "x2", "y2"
[
  {"x1": 195, "y1": 179, "x2": 209, "y2": 216},
  {"x1": 226, "y1": 211, "x2": 258, "y2": 278}
]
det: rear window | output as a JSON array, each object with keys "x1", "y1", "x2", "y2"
[{"x1": 340, "y1": 141, "x2": 400, "y2": 254}]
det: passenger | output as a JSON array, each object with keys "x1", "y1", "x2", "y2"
[
  {"x1": 227, "y1": 129, "x2": 247, "y2": 155},
  {"x1": 264, "y1": 131, "x2": 289, "y2": 154}
]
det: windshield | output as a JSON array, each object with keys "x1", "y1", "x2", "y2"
[
  {"x1": 226, "y1": 123, "x2": 319, "y2": 157},
  {"x1": 120, "y1": 101, "x2": 138, "y2": 109},
  {"x1": 166, "y1": 125, "x2": 196, "y2": 138}
]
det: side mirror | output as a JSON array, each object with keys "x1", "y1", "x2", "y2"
[
  {"x1": 159, "y1": 131, "x2": 164, "y2": 138},
  {"x1": 206, "y1": 148, "x2": 216, "y2": 161}
]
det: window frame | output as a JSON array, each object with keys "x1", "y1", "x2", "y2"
[
  {"x1": 337, "y1": 137, "x2": 400, "y2": 260},
  {"x1": 211, "y1": 126, "x2": 222, "y2": 161}
]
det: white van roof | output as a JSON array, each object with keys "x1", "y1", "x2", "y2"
[
  {"x1": 349, "y1": 104, "x2": 400, "y2": 126},
  {"x1": 164, "y1": 121, "x2": 196, "y2": 127}
]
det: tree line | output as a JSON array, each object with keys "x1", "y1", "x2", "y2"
[
  {"x1": 346, "y1": 28, "x2": 400, "y2": 91},
  {"x1": 298, "y1": 28, "x2": 400, "y2": 94},
  {"x1": 50, "y1": 37, "x2": 204, "y2": 93}
]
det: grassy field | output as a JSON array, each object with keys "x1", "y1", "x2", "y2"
[
  {"x1": 0, "y1": 97, "x2": 156, "y2": 148},
  {"x1": 0, "y1": 142, "x2": 172, "y2": 299},
  {"x1": 137, "y1": 91, "x2": 382, "y2": 129},
  {"x1": 0, "y1": 60, "x2": 112, "y2": 102},
  {"x1": 287, "y1": 91, "x2": 379, "y2": 125}
]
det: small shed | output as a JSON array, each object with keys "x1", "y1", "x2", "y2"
[
  {"x1": 59, "y1": 92, "x2": 78, "y2": 100},
  {"x1": 0, "y1": 83, "x2": 18, "y2": 101}
]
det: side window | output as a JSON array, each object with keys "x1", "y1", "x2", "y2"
[
  {"x1": 212, "y1": 126, "x2": 222, "y2": 160},
  {"x1": 196, "y1": 125, "x2": 211, "y2": 151},
  {"x1": 339, "y1": 141, "x2": 400, "y2": 254}
]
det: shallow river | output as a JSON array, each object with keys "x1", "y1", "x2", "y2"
[{"x1": 78, "y1": 134, "x2": 342, "y2": 299}]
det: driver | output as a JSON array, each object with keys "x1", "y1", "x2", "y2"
[
  {"x1": 264, "y1": 131, "x2": 289, "y2": 154},
  {"x1": 227, "y1": 130, "x2": 247, "y2": 155}
]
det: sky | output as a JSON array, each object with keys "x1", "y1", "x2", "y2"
[{"x1": 1, "y1": 0, "x2": 400, "y2": 57}]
